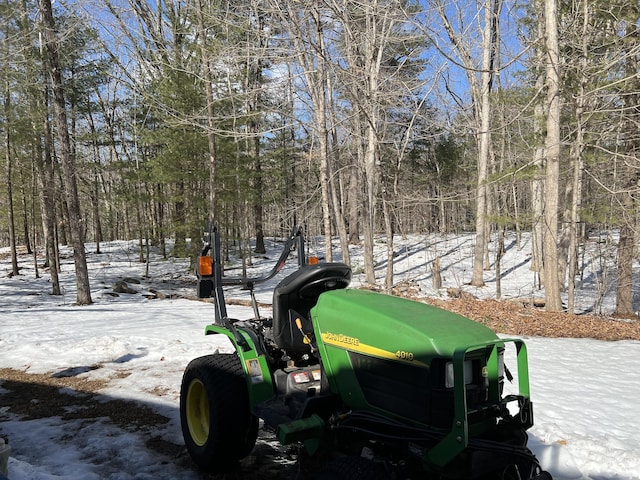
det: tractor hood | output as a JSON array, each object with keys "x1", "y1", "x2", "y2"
[
  {"x1": 311, "y1": 289, "x2": 498, "y2": 366},
  {"x1": 311, "y1": 289, "x2": 503, "y2": 427}
]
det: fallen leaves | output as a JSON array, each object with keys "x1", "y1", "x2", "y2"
[{"x1": 425, "y1": 298, "x2": 640, "y2": 341}]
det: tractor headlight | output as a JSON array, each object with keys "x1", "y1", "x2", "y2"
[{"x1": 445, "y1": 360, "x2": 473, "y2": 388}]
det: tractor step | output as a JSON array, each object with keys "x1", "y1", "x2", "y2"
[
  {"x1": 254, "y1": 397, "x2": 295, "y2": 427},
  {"x1": 276, "y1": 414, "x2": 325, "y2": 445}
]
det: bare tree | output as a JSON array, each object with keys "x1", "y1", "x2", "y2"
[
  {"x1": 564, "y1": 0, "x2": 590, "y2": 313},
  {"x1": 40, "y1": 0, "x2": 92, "y2": 305},
  {"x1": 3, "y1": 53, "x2": 19, "y2": 277},
  {"x1": 615, "y1": 1, "x2": 640, "y2": 317},
  {"x1": 428, "y1": 0, "x2": 502, "y2": 288},
  {"x1": 13, "y1": 0, "x2": 64, "y2": 293},
  {"x1": 326, "y1": 0, "x2": 390, "y2": 282},
  {"x1": 39, "y1": 84, "x2": 62, "y2": 295},
  {"x1": 326, "y1": 0, "x2": 426, "y2": 284},
  {"x1": 195, "y1": 0, "x2": 219, "y2": 229},
  {"x1": 541, "y1": 0, "x2": 562, "y2": 311},
  {"x1": 528, "y1": 8, "x2": 546, "y2": 290},
  {"x1": 267, "y1": 0, "x2": 343, "y2": 263}
]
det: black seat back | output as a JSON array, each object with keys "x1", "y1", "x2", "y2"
[{"x1": 272, "y1": 263, "x2": 351, "y2": 355}]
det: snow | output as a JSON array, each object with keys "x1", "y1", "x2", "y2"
[{"x1": 1, "y1": 234, "x2": 639, "y2": 480}]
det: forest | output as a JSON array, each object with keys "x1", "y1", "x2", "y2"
[{"x1": 1, "y1": 0, "x2": 638, "y2": 314}]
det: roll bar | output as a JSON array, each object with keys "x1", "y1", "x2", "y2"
[{"x1": 199, "y1": 224, "x2": 306, "y2": 326}]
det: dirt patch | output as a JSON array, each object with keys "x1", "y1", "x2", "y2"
[
  {"x1": 425, "y1": 297, "x2": 640, "y2": 341},
  {"x1": 0, "y1": 368, "x2": 169, "y2": 447},
  {"x1": 0, "y1": 367, "x2": 301, "y2": 479}
]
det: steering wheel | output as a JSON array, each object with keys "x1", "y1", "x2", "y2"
[{"x1": 299, "y1": 276, "x2": 350, "y2": 299}]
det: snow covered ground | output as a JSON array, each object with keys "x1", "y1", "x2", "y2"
[{"x1": 1, "y1": 233, "x2": 639, "y2": 479}]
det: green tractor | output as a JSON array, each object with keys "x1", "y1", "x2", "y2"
[{"x1": 180, "y1": 225, "x2": 552, "y2": 480}]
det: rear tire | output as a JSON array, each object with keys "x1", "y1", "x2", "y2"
[{"x1": 180, "y1": 354, "x2": 258, "y2": 471}]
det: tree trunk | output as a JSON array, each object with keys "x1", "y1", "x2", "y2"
[
  {"x1": 39, "y1": 79, "x2": 62, "y2": 294},
  {"x1": 20, "y1": 174, "x2": 32, "y2": 255},
  {"x1": 326, "y1": 74, "x2": 350, "y2": 265},
  {"x1": 615, "y1": 206, "x2": 635, "y2": 316},
  {"x1": 87, "y1": 112, "x2": 103, "y2": 253},
  {"x1": 543, "y1": 0, "x2": 562, "y2": 311},
  {"x1": 362, "y1": 123, "x2": 378, "y2": 285},
  {"x1": 40, "y1": 0, "x2": 92, "y2": 305},
  {"x1": 567, "y1": 0, "x2": 588, "y2": 313},
  {"x1": 383, "y1": 197, "x2": 394, "y2": 294},
  {"x1": 173, "y1": 182, "x2": 186, "y2": 255},
  {"x1": 470, "y1": 0, "x2": 495, "y2": 287},
  {"x1": 496, "y1": 227, "x2": 505, "y2": 299},
  {"x1": 4, "y1": 70, "x2": 19, "y2": 277},
  {"x1": 196, "y1": 0, "x2": 218, "y2": 228},
  {"x1": 434, "y1": 0, "x2": 500, "y2": 287},
  {"x1": 530, "y1": 1, "x2": 546, "y2": 289},
  {"x1": 347, "y1": 164, "x2": 361, "y2": 244},
  {"x1": 242, "y1": 3, "x2": 266, "y2": 255},
  {"x1": 615, "y1": 4, "x2": 639, "y2": 317},
  {"x1": 312, "y1": 6, "x2": 334, "y2": 264},
  {"x1": 272, "y1": 1, "x2": 334, "y2": 261},
  {"x1": 432, "y1": 256, "x2": 442, "y2": 290}
]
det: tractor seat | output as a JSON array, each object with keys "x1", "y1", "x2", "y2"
[{"x1": 272, "y1": 263, "x2": 351, "y2": 356}]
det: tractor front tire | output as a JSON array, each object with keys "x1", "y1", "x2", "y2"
[{"x1": 180, "y1": 353, "x2": 258, "y2": 471}]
